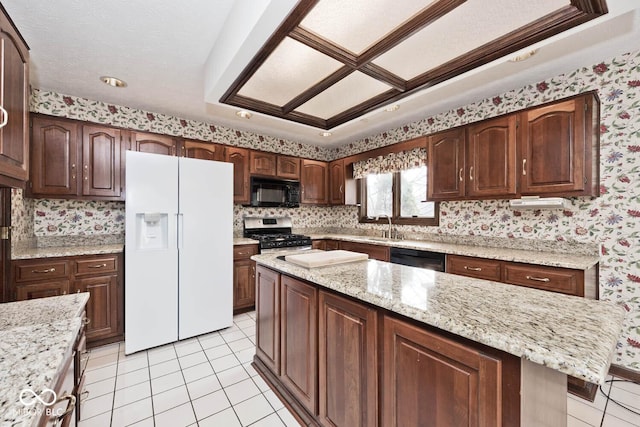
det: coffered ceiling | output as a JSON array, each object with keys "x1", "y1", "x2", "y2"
[
  {"x1": 2, "y1": 0, "x2": 640, "y2": 147},
  {"x1": 221, "y1": 0, "x2": 606, "y2": 129}
]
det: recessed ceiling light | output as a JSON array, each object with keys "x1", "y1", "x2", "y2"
[
  {"x1": 236, "y1": 110, "x2": 252, "y2": 119},
  {"x1": 100, "y1": 76, "x2": 127, "y2": 88},
  {"x1": 320, "y1": 131, "x2": 332, "y2": 137},
  {"x1": 509, "y1": 49, "x2": 539, "y2": 63},
  {"x1": 384, "y1": 104, "x2": 399, "y2": 112}
]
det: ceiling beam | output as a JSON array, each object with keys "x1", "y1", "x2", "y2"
[{"x1": 282, "y1": 66, "x2": 354, "y2": 114}]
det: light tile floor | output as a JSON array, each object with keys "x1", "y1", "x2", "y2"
[{"x1": 78, "y1": 311, "x2": 640, "y2": 427}]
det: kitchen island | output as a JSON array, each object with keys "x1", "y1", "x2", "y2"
[
  {"x1": 251, "y1": 251, "x2": 624, "y2": 427},
  {"x1": 0, "y1": 293, "x2": 89, "y2": 427}
]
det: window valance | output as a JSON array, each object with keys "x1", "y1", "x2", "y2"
[{"x1": 352, "y1": 147, "x2": 426, "y2": 179}]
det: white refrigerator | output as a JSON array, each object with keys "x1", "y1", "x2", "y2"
[{"x1": 124, "y1": 151, "x2": 233, "y2": 354}]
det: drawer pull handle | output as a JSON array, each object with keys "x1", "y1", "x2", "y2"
[
  {"x1": 88, "y1": 263, "x2": 107, "y2": 268},
  {"x1": 459, "y1": 167, "x2": 463, "y2": 182},
  {"x1": 464, "y1": 266, "x2": 482, "y2": 272},
  {"x1": 526, "y1": 275, "x2": 550, "y2": 283},
  {"x1": 53, "y1": 394, "x2": 76, "y2": 426},
  {"x1": 32, "y1": 267, "x2": 55, "y2": 273}
]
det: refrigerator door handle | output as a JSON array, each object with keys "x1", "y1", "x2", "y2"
[{"x1": 177, "y1": 213, "x2": 184, "y2": 249}]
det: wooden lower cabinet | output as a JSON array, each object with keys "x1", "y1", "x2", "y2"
[
  {"x1": 11, "y1": 253, "x2": 123, "y2": 347},
  {"x1": 233, "y1": 244, "x2": 258, "y2": 313},
  {"x1": 319, "y1": 291, "x2": 377, "y2": 427},
  {"x1": 256, "y1": 265, "x2": 280, "y2": 374},
  {"x1": 339, "y1": 241, "x2": 389, "y2": 261},
  {"x1": 280, "y1": 275, "x2": 318, "y2": 415},
  {"x1": 382, "y1": 315, "x2": 504, "y2": 427}
]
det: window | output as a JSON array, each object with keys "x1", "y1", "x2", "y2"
[{"x1": 361, "y1": 166, "x2": 438, "y2": 226}]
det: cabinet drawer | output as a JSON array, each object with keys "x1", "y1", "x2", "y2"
[
  {"x1": 15, "y1": 280, "x2": 70, "y2": 300},
  {"x1": 446, "y1": 255, "x2": 502, "y2": 281},
  {"x1": 339, "y1": 241, "x2": 389, "y2": 261},
  {"x1": 14, "y1": 260, "x2": 69, "y2": 282},
  {"x1": 234, "y1": 244, "x2": 259, "y2": 260},
  {"x1": 75, "y1": 256, "x2": 117, "y2": 276},
  {"x1": 502, "y1": 263, "x2": 583, "y2": 296}
]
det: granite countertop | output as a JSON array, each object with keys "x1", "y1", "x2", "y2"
[
  {"x1": 12, "y1": 244, "x2": 124, "y2": 260},
  {"x1": 0, "y1": 293, "x2": 89, "y2": 427},
  {"x1": 233, "y1": 238, "x2": 259, "y2": 246},
  {"x1": 309, "y1": 233, "x2": 599, "y2": 270},
  {"x1": 253, "y1": 252, "x2": 623, "y2": 384}
]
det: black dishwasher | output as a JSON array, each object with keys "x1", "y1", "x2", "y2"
[{"x1": 389, "y1": 247, "x2": 446, "y2": 272}]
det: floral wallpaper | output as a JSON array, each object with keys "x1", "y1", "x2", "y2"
[
  {"x1": 23, "y1": 48, "x2": 640, "y2": 372},
  {"x1": 31, "y1": 199, "x2": 125, "y2": 236},
  {"x1": 30, "y1": 89, "x2": 332, "y2": 161}
]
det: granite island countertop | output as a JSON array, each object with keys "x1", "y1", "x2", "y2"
[
  {"x1": 308, "y1": 233, "x2": 599, "y2": 270},
  {"x1": 252, "y1": 251, "x2": 624, "y2": 385},
  {"x1": 0, "y1": 293, "x2": 89, "y2": 427}
]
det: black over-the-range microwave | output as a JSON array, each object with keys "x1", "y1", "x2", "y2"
[{"x1": 249, "y1": 177, "x2": 300, "y2": 207}]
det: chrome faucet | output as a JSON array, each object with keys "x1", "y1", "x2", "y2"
[{"x1": 376, "y1": 215, "x2": 393, "y2": 239}]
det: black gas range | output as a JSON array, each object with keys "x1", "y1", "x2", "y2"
[{"x1": 243, "y1": 217, "x2": 312, "y2": 253}]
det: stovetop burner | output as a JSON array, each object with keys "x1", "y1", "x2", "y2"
[{"x1": 243, "y1": 217, "x2": 312, "y2": 253}]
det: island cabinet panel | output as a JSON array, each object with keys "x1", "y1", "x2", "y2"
[
  {"x1": 382, "y1": 315, "x2": 502, "y2": 427},
  {"x1": 318, "y1": 291, "x2": 377, "y2": 427},
  {"x1": 519, "y1": 96, "x2": 593, "y2": 196},
  {"x1": 226, "y1": 146, "x2": 250, "y2": 204},
  {"x1": 280, "y1": 275, "x2": 318, "y2": 415},
  {"x1": 466, "y1": 114, "x2": 518, "y2": 198},
  {"x1": 256, "y1": 265, "x2": 281, "y2": 374},
  {"x1": 301, "y1": 159, "x2": 329, "y2": 204},
  {"x1": 446, "y1": 254, "x2": 502, "y2": 282},
  {"x1": 427, "y1": 128, "x2": 466, "y2": 201}
]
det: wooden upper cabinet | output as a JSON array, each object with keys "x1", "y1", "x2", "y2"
[
  {"x1": 130, "y1": 131, "x2": 178, "y2": 156},
  {"x1": 30, "y1": 116, "x2": 80, "y2": 196},
  {"x1": 301, "y1": 159, "x2": 329, "y2": 204},
  {"x1": 427, "y1": 128, "x2": 466, "y2": 201},
  {"x1": 182, "y1": 140, "x2": 225, "y2": 161},
  {"x1": 82, "y1": 125, "x2": 121, "y2": 198},
  {"x1": 226, "y1": 147, "x2": 250, "y2": 204},
  {"x1": 466, "y1": 114, "x2": 517, "y2": 198},
  {"x1": 329, "y1": 159, "x2": 345, "y2": 205},
  {"x1": 250, "y1": 151, "x2": 276, "y2": 176},
  {"x1": 277, "y1": 155, "x2": 300, "y2": 180},
  {"x1": 0, "y1": 8, "x2": 29, "y2": 185},
  {"x1": 519, "y1": 94, "x2": 597, "y2": 196}
]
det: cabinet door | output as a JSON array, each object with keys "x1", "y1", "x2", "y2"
[
  {"x1": 226, "y1": 147, "x2": 250, "y2": 204},
  {"x1": 467, "y1": 115, "x2": 517, "y2": 198},
  {"x1": 82, "y1": 125, "x2": 121, "y2": 198},
  {"x1": 520, "y1": 97, "x2": 588, "y2": 195},
  {"x1": 250, "y1": 151, "x2": 276, "y2": 176},
  {"x1": 233, "y1": 259, "x2": 256, "y2": 311},
  {"x1": 30, "y1": 116, "x2": 80, "y2": 196},
  {"x1": 446, "y1": 254, "x2": 502, "y2": 282},
  {"x1": 382, "y1": 315, "x2": 502, "y2": 427},
  {"x1": 280, "y1": 275, "x2": 318, "y2": 415},
  {"x1": 74, "y1": 275, "x2": 119, "y2": 341},
  {"x1": 15, "y1": 280, "x2": 70, "y2": 300},
  {"x1": 255, "y1": 265, "x2": 280, "y2": 374},
  {"x1": 130, "y1": 131, "x2": 178, "y2": 156},
  {"x1": 301, "y1": 159, "x2": 329, "y2": 204},
  {"x1": 427, "y1": 128, "x2": 465, "y2": 200},
  {"x1": 329, "y1": 159, "x2": 345, "y2": 205},
  {"x1": 319, "y1": 291, "x2": 377, "y2": 427},
  {"x1": 0, "y1": 13, "x2": 29, "y2": 183},
  {"x1": 277, "y1": 155, "x2": 300, "y2": 180},
  {"x1": 182, "y1": 140, "x2": 225, "y2": 161}
]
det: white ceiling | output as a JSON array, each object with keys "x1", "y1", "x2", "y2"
[{"x1": 2, "y1": 0, "x2": 640, "y2": 148}]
